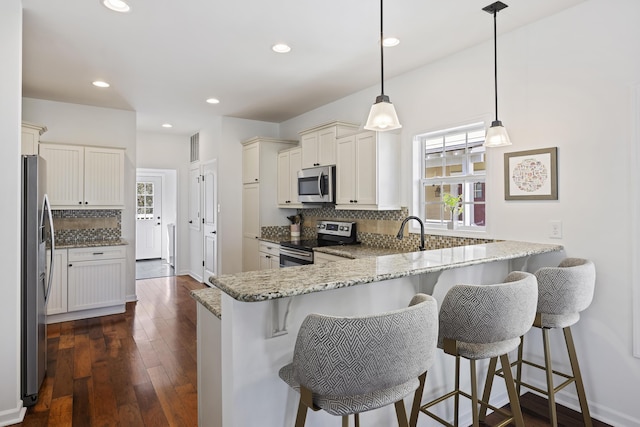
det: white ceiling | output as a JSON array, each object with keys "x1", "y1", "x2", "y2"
[{"x1": 21, "y1": 0, "x2": 583, "y2": 135}]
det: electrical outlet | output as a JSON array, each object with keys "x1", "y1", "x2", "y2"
[{"x1": 549, "y1": 220, "x2": 562, "y2": 239}]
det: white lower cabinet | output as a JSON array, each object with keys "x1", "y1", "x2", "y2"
[
  {"x1": 47, "y1": 245, "x2": 126, "y2": 323},
  {"x1": 259, "y1": 241, "x2": 280, "y2": 270}
]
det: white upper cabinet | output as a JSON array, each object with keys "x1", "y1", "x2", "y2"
[
  {"x1": 242, "y1": 142, "x2": 260, "y2": 184},
  {"x1": 21, "y1": 122, "x2": 46, "y2": 156},
  {"x1": 39, "y1": 143, "x2": 125, "y2": 208},
  {"x1": 336, "y1": 130, "x2": 401, "y2": 211},
  {"x1": 299, "y1": 121, "x2": 359, "y2": 169},
  {"x1": 277, "y1": 147, "x2": 303, "y2": 208}
]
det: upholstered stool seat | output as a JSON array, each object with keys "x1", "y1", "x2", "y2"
[
  {"x1": 279, "y1": 294, "x2": 439, "y2": 427},
  {"x1": 410, "y1": 271, "x2": 538, "y2": 427},
  {"x1": 481, "y1": 257, "x2": 596, "y2": 427}
]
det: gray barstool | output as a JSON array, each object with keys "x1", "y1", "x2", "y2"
[
  {"x1": 279, "y1": 294, "x2": 438, "y2": 427},
  {"x1": 481, "y1": 258, "x2": 596, "y2": 427},
  {"x1": 410, "y1": 271, "x2": 538, "y2": 427}
]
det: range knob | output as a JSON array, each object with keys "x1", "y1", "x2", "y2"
[{"x1": 318, "y1": 224, "x2": 326, "y2": 229}]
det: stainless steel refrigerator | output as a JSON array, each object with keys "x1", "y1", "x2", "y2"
[{"x1": 21, "y1": 155, "x2": 55, "y2": 406}]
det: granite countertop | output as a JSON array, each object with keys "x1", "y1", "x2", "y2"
[
  {"x1": 55, "y1": 239, "x2": 128, "y2": 249},
  {"x1": 193, "y1": 287, "x2": 222, "y2": 319},
  {"x1": 191, "y1": 241, "x2": 563, "y2": 310},
  {"x1": 314, "y1": 244, "x2": 407, "y2": 259}
]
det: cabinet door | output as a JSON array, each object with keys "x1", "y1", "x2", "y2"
[
  {"x1": 242, "y1": 183, "x2": 260, "y2": 238},
  {"x1": 288, "y1": 148, "x2": 302, "y2": 204},
  {"x1": 21, "y1": 126, "x2": 40, "y2": 156},
  {"x1": 354, "y1": 132, "x2": 377, "y2": 205},
  {"x1": 242, "y1": 142, "x2": 260, "y2": 184},
  {"x1": 243, "y1": 236, "x2": 260, "y2": 272},
  {"x1": 67, "y1": 258, "x2": 125, "y2": 312},
  {"x1": 317, "y1": 127, "x2": 337, "y2": 166},
  {"x1": 46, "y1": 249, "x2": 68, "y2": 315},
  {"x1": 336, "y1": 135, "x2": 357, "y2": 204},
  {"x1": 300, "y1": 132, "x2": 318, "y2": 169},
  {"x1": 39, "y1": 144, "x2": 84, "y2": 207},
  {"x1": 277, "y1": 151, "x2": 291, "y2": 205},
  {"x1": 259, "y1": 252, "x2": 275, "y2": 270},
  {"x1": 84, "y1": 147, "x2": 125, "y2": 206}
]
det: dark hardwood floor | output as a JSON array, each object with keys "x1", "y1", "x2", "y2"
[
  {"x1": 14, "y1": 274, "x2": 609, "y2": 426},
  {"x1": 14, "y1": 275, "x2": 206, "y2": 427}
]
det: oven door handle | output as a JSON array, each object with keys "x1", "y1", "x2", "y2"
[{"x1": 280, "y1": 247, "x2": 314, "y2": 262}]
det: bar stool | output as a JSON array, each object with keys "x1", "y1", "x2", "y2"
[
  {"x1": 481, "y1": 258, "x2": 596, "y2": 427},
  {"x1": 409, "y1": 271, "x2": 538, "y2": 427},
  {"x1": 279, "y1": 294, "x2": 439, "y2": 427}
]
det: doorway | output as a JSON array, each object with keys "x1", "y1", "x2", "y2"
[{"x1": 136, "y1": 169, "x2": 177, "y2": 280}]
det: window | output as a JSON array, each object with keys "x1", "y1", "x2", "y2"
[
  {"x1": 415, "y1": 122, "x2": 486, "y2": 231},
  {"x1": 136, "y1": 182, "x2": 155, "y2": 220}
]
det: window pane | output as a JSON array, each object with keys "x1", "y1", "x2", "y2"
[
  {"x1": 137, "y1": 183, "x2": 144, "y2": 194},
  {"x1": 145, "y1": 183, "x2": 154, "y2": 194},
  {"x1": 145, "y1": 195, "x2": 153, "y2": 207},
  {"x1": 137, "y1": 195, "x2": 144, "y2": 207}
]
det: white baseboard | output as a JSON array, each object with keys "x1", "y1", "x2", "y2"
[{"x1": 0, "y1": 404, "x2": 26, "y2": 427}]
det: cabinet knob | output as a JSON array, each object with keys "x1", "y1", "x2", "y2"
[
  {"x1": 85, "y1": 201, "x2": 88, "y2": 204},
  {"x1": 189, "y1": 220, "x2": 193, "y2": 223},
  {"x1": 68, "y1": 264, "x2": 73, "y2": 267},
  {"x1": 266, "y1": 255, "x2": 271, "y2": 259},
  {"x1": 254, "y1": 178, "x2": 258, "y2": 182},
  {"x1": 78, "y1": 201, "x2": 82, "y2": 205},
  {"x1": 211, "y1": 231, "x2": 217, "y2": 234}
]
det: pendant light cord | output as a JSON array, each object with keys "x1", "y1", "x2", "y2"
[
  {"x1": 493, "y1": 10, "x2": 499, "y2": 121},
  {"x1": 379, "y1": 0, "x2": 385, "y2": 97}
]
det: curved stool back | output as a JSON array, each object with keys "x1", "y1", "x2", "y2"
[
  {"x1": 279, "y1": 294, "x2": 438, "y2": 427},
  {"x1": 410, "y1": 271, "x2": 538, "y2": 427}
]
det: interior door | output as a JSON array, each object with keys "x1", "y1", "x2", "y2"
[
  {"x1": 202, "y1": 160, "x2": 218, "y2": 280},
  {"x1": 189, "y1": 164, "x2": 203, "y2": 281},
  {"x1": 136, "y1": 175, "x2": 163, "y2": 260}
]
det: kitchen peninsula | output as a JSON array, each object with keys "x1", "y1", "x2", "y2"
[{"x1": 192, "y1": 241, "x2": 563, "y2": 427}]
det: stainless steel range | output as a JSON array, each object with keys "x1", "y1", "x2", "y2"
[{"x1": 279, "y1": 220, "x2": 358, "y2": 267}]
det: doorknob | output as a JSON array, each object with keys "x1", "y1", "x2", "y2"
[
  {"x1": 211, "y1": 231, "x2": 217, "y2": 234},
  {"x1": 157, "y1": 223, "x2": 161, "y2": 225}
]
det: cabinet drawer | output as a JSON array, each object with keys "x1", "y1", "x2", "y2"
[
  {"x1": 259, "y1": 241, "x2": 280, "y2": 257},
  {"x1": 68, "y1": 245, "x2": 126, "y2": 262}
]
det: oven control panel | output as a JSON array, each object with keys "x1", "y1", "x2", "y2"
[{"x1": 316, "y1": 220, "x2": 356, "y2": 238}]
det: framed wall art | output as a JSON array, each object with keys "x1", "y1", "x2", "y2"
[{"x1": 504, "y1": 147, "x2": 558, "y2": 200}]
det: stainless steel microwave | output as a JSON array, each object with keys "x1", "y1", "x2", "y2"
[{"x1": 297, "y1": 165, "x2": 335, "y2": 203}]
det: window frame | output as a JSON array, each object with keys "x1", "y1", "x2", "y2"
[{"x1": 413, "y1": 121, "x2": 488, "y2": 234}]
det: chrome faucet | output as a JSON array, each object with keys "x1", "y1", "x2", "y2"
[{"x1": 396, "y1": 216, "x2": 425, "y2": 251}]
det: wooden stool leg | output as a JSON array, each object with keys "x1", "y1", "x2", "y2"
[
  {"x1": 470, "y1": 359, "x2": 479, "y2": 427},
  {"x1": 516, "y1": 335, "x2": 524, "y2": 395},
  {"x1": 295, "y1": 398, "x2": 308, "y2": 427},
  {"x1": 354, "y1": 413, "x2": 360, "y2": 427},
  {"x1": 395, "y1": 400, "x2": 409, "y2": 427},
  {"x1": 409, "y1": 372, "x2": 426, "y2": 427},
  {"x1": 479, "y1": 356, "x2": 498, "y2": 421},
  {"x1": 454, "y1": 356, "x2": 461, "y2": 427},
  {"x1": 342, "y1": 415, "x2": 348, "y2": 427},
  {"x1": 564, "y1": 327, "x2": 593, "y2": 427},
  {"x1": 542, "y1": 328, "x2": 558, "y2": 427},
  {"x1": 499, "y1": 353, "x2": 525, "y2": 427}
]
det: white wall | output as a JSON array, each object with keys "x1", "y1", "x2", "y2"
[
  {"x1": 137, "y1": 132, "x2": 188, "y2": 273},
  {"x1": 279, "y1": 0, "x2": 640, "y2": 424},
  {"x1": 0, "y1": 1, "x2": 25, "y2": 424},
  {"x1": 22, "y1": 98, "x2": 138, "y2": 302},
  {"x1": 199, "y1": 117, "x2": 279, "y2": 275}
]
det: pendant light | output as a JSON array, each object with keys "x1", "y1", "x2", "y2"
[
  {"x1": 483, "y1": 1, "x2": 511, "y2": 147},
  {"x1": 364, "y1": 0, "x2": 402, "y2": 132}
]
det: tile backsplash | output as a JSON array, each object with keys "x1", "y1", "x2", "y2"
[
  {"x1": 261, "y1": 206, "x2": 494, "y2": 251},
  {"x1": 52, "y1": 209, "x2": 122, "y2": 244}
]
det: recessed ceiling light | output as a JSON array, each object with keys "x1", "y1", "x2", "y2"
[
  {"x1": 382, "y1": 37, "x2": 400, "y2": 47},
  {"x1": 102, "y1": 0, "x2": 131, "y2": 13},
  {"x1": 272, "y1": 43, "x2": 292, "y2": 54},
  {"x1": 162, "y1": 123, "x2": 173, "y2": 128},
  {"x1": 92, "y1": 80, "x2": 110, "y2": 88},
  {"x1": 206, "y1": 98, "x2": 220, "y2": 104}
]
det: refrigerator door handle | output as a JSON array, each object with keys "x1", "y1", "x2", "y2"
[{"x1": 42, "y1": 194, "x2": 55, "y2": 304}]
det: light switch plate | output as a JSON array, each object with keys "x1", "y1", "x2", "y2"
[{"x1": 549, "y1": 220, "x2": 562, "y2": 239}]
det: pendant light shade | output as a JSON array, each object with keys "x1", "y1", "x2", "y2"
[
  {"x1": 483, "y1": 1, "x2": 511, "y2": 147},
  {"x1": 364, "y1": 0, "x2": 402, "y2": 132}
]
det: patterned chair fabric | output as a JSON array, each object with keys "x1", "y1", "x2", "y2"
[
  {"x1": 534, "y1": 258, "x2": 596, "y2": 329},
  {"x1": 438, "y1": 271, "x2": 538, "y2": 360},
  {"x1": 279, "y1": 293, "x2": 438, "y2": 417}
]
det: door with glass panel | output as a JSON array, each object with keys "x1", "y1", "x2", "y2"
[{"x1": 136, "y1": 176, "x2": 163, "y2": 259}]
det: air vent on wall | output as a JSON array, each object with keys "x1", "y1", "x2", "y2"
[{"x1": 190, "y1": 133, "x2": 199, "y2": 163}]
